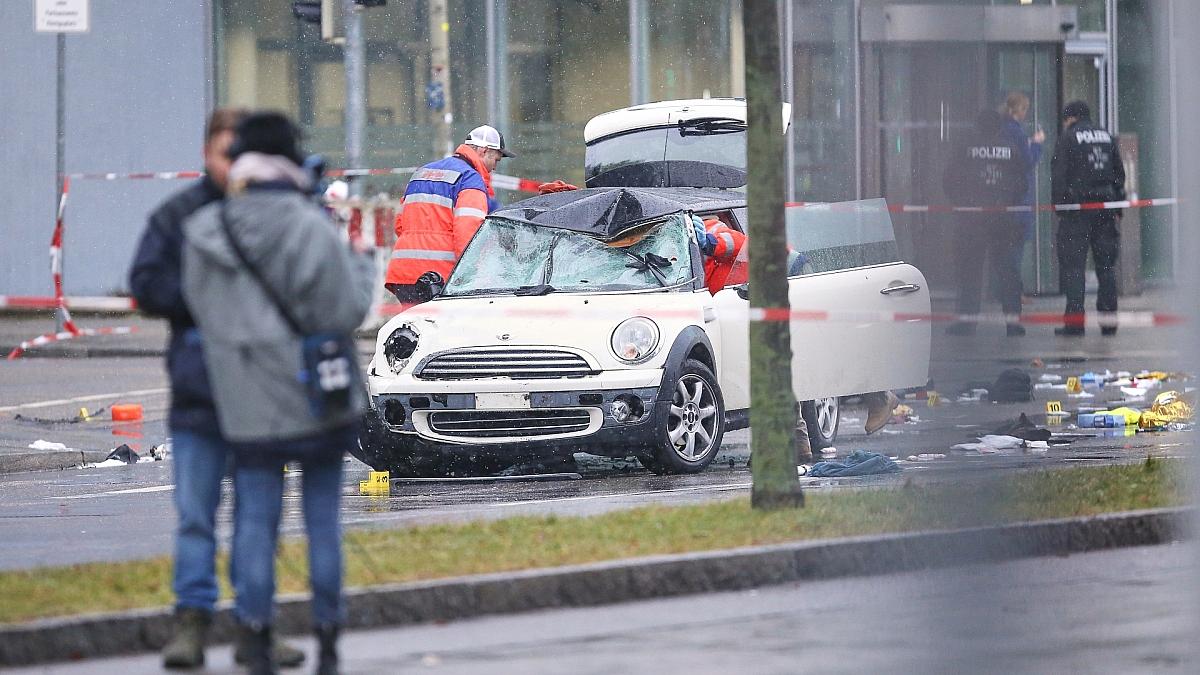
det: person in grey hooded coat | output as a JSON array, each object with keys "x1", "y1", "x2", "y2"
[{"x1": 182, "y1": 112, "x2": 375, "y2": 675}]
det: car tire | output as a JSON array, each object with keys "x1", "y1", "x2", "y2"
[
  {"x1": 640, "y1": 359, "x2": 725, "y2": 474},
  {"x1": 801, "y1": 397, "x2": 840, "y2": 451}
]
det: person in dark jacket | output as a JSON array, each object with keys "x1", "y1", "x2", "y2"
[
  {"x1": 999, "y1": 92, "x2": 1045, "y2": 295},
  {"x1": 183, "y1": 112, "x2": 376, "y2": 675},
  {"x1": 128, "y1": 108, "x2": 305, "y2": 670},
  {"x1": 1051, "y1": 100, "x2": 1127, "y2": 336},
  {"x1": 943, "y1": 109, "x2": 1028, "y2": 337}
]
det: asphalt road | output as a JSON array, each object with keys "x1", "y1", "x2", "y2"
[
  {"x1": 0, "y1": 304, "x2": 1194, "y2": 570},
  {"x1": 10, "y1": 543, "x2": 1196, "y2": 674}
]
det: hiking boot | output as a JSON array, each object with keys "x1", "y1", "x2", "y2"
[
  {"x1": 1101, "y1": 326, "x2": 1118, "y2": 337},
  {"x1": 1055, "y1": 325, "x2": 1085, "y2": 337},
  {"x1": 1006, "y1": 323, "x2": 1026, "y2": 337},
  {"x1": 864, "y1": 391, "x2": 900, "y2": 435},
  {"x1": 162, "y1": 607, "x2": 211, "y2": 669},
  {"x1": 315, "y1": 623, "x2": 340, "y2": 675},
  {"x1": 234, "y1": 631, "x2": 306, "y2": 669},
  {"x1": 945, "y1": 322, "x2": 977, "y2": 336},
  {"x1": 235, "y1": 622, "x2": 277, "y2": 675},
  {"x1": 794, "y1": 418, "x2": 813, "y2": 464}
]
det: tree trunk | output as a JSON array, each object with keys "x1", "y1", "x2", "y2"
[{"x1": 744, "y1": 0, "x2": 803, "y2": 509}]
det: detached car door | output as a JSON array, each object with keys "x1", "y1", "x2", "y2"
[{"x1": 785, "y1": 199, "x2": 931, "y2": 401}]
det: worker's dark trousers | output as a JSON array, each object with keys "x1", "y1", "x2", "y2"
[
  {"x1": 954, "y1": 213, "x2": 1024, "y2": 317},
  {"x1": 1056, "y1": 211, "x2": 1120, "y2": 326}
]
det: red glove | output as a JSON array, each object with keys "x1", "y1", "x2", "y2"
[{"x1": 538, "y1": 180, "x2": 579, "y2": 195}]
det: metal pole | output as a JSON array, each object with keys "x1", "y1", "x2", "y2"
[
  {"x1": 629, "y1": 0, "x2": 648, "y2": 105},
  {"x1": 485, "y1": 0, "x2": 509, "y2": 129},
  {"x1": 343, "y1": 0, "x2": 366, "y2": 196},
  {"x1": 486, "y1": 0, "x2": 498, "y2": 125},
  {"x1": 428, "y1": 0, "x2": 454, "y2": 157},
  {"x1": 55, "y1": 32, "x2": 65, "y2": 333}
]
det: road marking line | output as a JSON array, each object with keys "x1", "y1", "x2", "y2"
[
  {"x1": 0, "y1": 388, "x2": 169, "y2": 413},
  {"x1": 60, "y1": 484, "x2": 174, "y2": 499}
]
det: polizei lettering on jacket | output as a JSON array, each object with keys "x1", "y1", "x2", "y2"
[
  {"x1": 1075, "y1": 129, "x2": 1113, "y2": 144},
  {"x1": 969, "y1": 146, "x2": 1012, "y2": 160}
]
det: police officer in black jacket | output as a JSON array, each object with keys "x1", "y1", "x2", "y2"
[
  {"x1": 1051, "y1": 100, "x2": 1126, "y2": 336},
  {"x1": 943, "y1": 109, "x2": 1028, "y2": 337}
]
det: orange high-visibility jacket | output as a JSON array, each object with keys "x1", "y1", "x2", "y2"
[
  {"x1": 384, "y1": 144, "x2": 497, "y2": 286},
  {"x1": 702, "y1": 218, "x2": 748, "y2": 294}
]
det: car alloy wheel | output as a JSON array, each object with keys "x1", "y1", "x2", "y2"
[
  {"x1": 813, "y1": 397, "x2": 838, "y2": 439},
  {"x1": 667, "y1": 374, "x2": 720, "y2": 462},
  {"x1": 800, "y1": 397, "x2": 840, "y2": 451}
]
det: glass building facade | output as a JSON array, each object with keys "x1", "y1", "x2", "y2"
[{"x1": 214, "y1": 0, "x2": 1176, "y2": 291}]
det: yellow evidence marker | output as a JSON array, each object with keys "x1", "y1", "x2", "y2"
[{"x1": 359, "y1": 471, "x2": 391, "y2": 496}]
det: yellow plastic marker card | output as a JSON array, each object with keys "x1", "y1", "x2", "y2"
[
  {"x1": 1065, "y1": 377, "x2": 1082, "y2": 394},
  {"x1": 359, "y1": 471, "x2": 391, "y2": 495},
  {"x1": 1045, "y1": 401, "x2": 1063, "y2": 414}
]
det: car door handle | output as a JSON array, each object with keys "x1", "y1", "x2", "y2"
[{"x1": 880, "y1": 283, "x2": 921, "y2": 295}]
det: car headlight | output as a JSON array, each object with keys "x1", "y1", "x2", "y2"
[
  {"x1": 611, "y1": 317, "x2": 660, "y2": 364},
  {"x1": 383, "y1": 324, "x2": 419, "y2": 373}
]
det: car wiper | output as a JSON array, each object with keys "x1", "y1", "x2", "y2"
[
  {"x1": 677, "y1": 117, "x2": 746, "y2": 137},
  {"x1": 620, "y1": 250, "x2": 672, "y2": 287},
  {"x1": 513, "y1": 284, "x2": 556, "y2": 296}
]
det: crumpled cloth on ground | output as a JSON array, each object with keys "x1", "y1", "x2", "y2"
[
  {"x1": 807, "y1": 450, "x2": 901, "y2": 477},
  {"x1": 991, "y1": 413, "x2": 1052, "y2": 442}
]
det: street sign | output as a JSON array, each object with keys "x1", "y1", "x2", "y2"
[{"x1": 34, "y1": 0, "x2": 89, "y2": 33}]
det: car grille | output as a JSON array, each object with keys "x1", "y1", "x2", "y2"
[
  {"x1": 416, "y1": 348, "x2": 594, "y2": 380},
  {"x1": 427, "y1": 408, "x2": 594, "y2": 438}
]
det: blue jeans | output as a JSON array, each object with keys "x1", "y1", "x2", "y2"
[
  {"x1": 171, "y1": 429, "x2": 233, "y2": 612},
  {"x1": 232, "y1": 456, "x2": 344, "y2": 627}
]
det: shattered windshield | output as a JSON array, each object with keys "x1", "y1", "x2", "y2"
[{"x1": 443, "y1": 215, "x2": 695, "y2": 296}]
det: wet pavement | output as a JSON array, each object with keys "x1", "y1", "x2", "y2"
[
  {"x1": 13, "y1": 543, "x2": 1195, "y2": 673},
  {"x1": 0, "y1": 292, "x2": 1194, "y2": 570}
]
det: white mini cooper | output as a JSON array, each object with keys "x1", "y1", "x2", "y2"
[{"x1": 354, "y1": 100, "x2": 931, "y2": 476}]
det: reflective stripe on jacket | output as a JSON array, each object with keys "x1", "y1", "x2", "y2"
[
  {"x1": 702, "y1": 218, "x2": 748, "y2": 294},
  {"x1": 385, "y1": 144, "x2": 496, "y2": 285}
]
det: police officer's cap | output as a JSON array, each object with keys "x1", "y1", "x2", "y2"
[{"x1": 1061, "y1": 101, "x2": 1091, "y2": 122}]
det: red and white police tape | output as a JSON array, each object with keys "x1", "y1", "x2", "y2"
[
  {"x1": 375, "y1": 303, "x2": 1184, "y2": 328},
  {"x1": 64, "y1": 168, "x2": 546, "y2": 194},
  {"x1": 6, "y1": 327, "x2": 137, "y2": 360},
  {"x1": 6, "y1": 167, "x2": 1181, "y2": 358},
  {"x1": 785, "y1": 197, "x2": 1179, "y2": 213}
]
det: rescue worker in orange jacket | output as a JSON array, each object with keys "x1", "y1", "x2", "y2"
[
  {"x1": 693, "y1": 216, "x2": 748, "y2": 295},
  {"x1": 384, "y1": 125, "x2": 514, "y2": 302}
]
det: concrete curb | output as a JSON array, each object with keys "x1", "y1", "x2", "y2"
[
  {"x1": 0, "y1": 507, "x2": 1187, "y2": 667},
  {"x1": 0, "y1": 450, "x2": 110, "y2": 474}
]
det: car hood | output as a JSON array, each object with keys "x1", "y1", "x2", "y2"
[{"x1": 373, "y1": 291, "x2": 706, "y2": 374}]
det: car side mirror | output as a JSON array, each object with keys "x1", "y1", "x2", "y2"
[
  {"x1": 415, "y1": 271, "x2": 445, "y2": 301},
  {"x1": 734, "y1": 283, "x2": 749, "y2": 300}
]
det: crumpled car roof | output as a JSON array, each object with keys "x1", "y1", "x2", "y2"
[{"x1": 490, "y1": 187, "x2": 743, "y2": 239}]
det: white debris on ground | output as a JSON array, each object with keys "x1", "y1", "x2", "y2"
[{"x1": 28, "y1": 440, "x2": 71, "y2": 451}]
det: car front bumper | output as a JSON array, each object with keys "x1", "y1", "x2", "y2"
[{"x1": 368, "y1": 379, "x2": 664, "y2": 454}]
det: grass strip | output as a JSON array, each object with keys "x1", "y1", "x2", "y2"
[{"x1": 0, "y1": 458, "x2": 1184, "y2": 625}]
